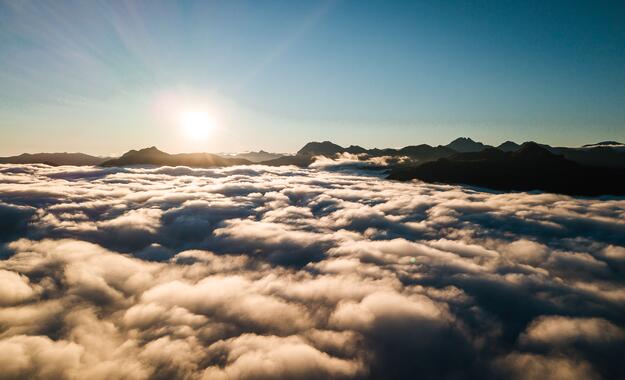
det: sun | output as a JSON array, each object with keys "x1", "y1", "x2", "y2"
[{"x1": 179, "y1": 110, "x2": 213, "y2": 140}]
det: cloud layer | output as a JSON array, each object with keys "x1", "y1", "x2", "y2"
[{"x1": 1, "y1": 163, "x2": 624, "y2": 379}]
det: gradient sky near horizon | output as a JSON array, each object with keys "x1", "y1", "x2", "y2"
[{"x1": 1, "y1": 0, "x2": 624, "y2": 155}]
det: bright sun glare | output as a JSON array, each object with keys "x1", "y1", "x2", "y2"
[{"x1": 179, "y1": 111, "x2": 213, "y2": 140}]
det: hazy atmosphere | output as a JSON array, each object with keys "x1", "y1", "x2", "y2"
[
  {"x1": 1, "y1": 0, "x2": 625, "y2": 155},
  {"x1": 1, "y1": 1, "x2": 624, "y2": 380}
]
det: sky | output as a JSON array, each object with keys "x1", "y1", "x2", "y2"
[{"x1": 0, "y1": 0, "x2": 624, "y2": 155}]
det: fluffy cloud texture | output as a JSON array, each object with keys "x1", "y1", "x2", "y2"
[{"x1": 0, "y1": 162, "x2": 624, "y2": 379}]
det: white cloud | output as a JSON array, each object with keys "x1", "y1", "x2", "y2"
[{"x1": 0, "y1": 163, "x2": 624, "y2": 379}]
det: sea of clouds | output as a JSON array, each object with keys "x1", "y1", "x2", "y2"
[{"x1": 0, "y1": 162, "x2": 624, "y2": 380}]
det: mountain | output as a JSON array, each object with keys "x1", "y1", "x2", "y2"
[
  {"x1": 297, "y1": 141, "x2": 345, "y2": 156},
  {"x1": 548, "y1": 146, "x2": 625, "y2": 168},
  {"x1": 397, "y1": 144, "x2": 456, "y2": 160},
  {"x1": 582, "y1": 141, "x2": 624, "y2": 148},
  {"x1": 219, "y1": 150, "x2": 283, "y2": 163},
  {"x1": 388, "y1": 142, "x2": 625, "y2": 196},
  {"x1": 344, "y1": 145, "x2": 368, "y2": 154},
  {"x1": 491, "y1": 140, "x2": 625, "y2": 167},
  {"x1": 497, "y1": 141, "x2": 521, "y2": 152},
  {"x1": 100, "y1": 147, "x2": 251, "y2": 168},
  {"x1": 6, "y1": 137, "x2": 624, "y2": 176},
  {"x1": 446, "y1": 137, "x2": 490, "y2": 153},
  {"x1": 295, "y1": 141, "x2": 456, "y2": 161},
  {"x1": 0, "y1": 152, "x2": 109, "y2": 166},
  {"x1": 260, "y1": 155, "x2": 314, "y2": 167}
]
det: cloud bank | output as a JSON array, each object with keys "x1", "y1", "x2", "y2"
[{"x1": 0, "y1": 163, "x2": 624, "y2": 379}]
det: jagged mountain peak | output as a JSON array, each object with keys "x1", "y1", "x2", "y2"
[{"x1": 446, "y1": 137, "x2": 489, "y2": 153}]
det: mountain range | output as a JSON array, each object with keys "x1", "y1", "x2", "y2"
[
  {"x1": 287, "y1": 138, "x2": 625, "y2": 169},
  {"x1": 446, "y1": 137, "x2": 490, "y2": 153},
  {"x1": 294, "y1": 140, "x2": 457, "y2": 160},
  {"x1": 0, "y1": 152, "x2": 110, "y2": 166},
  {"x1": 217, "y1": 150, "x2": 284, "y2": 163},
  {"x1": 388, "y1": 142, "x2": 625, "y2": 196},
  {"x1": 100, "y1": 147, "x2": 250, "y2": 167},
  {"x1": 2, "y1": 138, "x2": 624, "y2": 196},
  {"x1": 4, "y1": 137, "x2": 623, "y2": 168}
]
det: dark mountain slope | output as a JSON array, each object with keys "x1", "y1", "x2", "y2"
[
  {"x1": 582, "y1": 141, "x2": 624, "y2": 148},
  {"x1": 446, "y1": 137, "x2": 491, "y2": 153},
  {"x1": 260, "y1": 155, "x2": 314, "y2": 167},
  {"x1": 388, "y1": 143, "x2": 625, "y2": 196},
  {"x1": 397, "y1": 145, "x2": 456, "y2": 160},
  {"x1": 296, "y1": 141, "x2": 345, "y2": 156},
  {"x1": 344, "y1": 145, "x2": 368, "y2": 154},
  {"x1": 497, "y1": 141, "x2": 521, "y2": 152},
  {"x1": 549, "y1": 146, "x2": 625, "y2": 168},
  {"x1": 492, "y1": 140, "x2": 625, "y2": 167}
]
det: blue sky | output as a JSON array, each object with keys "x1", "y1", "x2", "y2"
[{"x1": 1, "y1": 0, "x2": 624, "y2": 155}]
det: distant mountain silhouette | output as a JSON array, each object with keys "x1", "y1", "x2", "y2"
[
  {"x1": 219, "y1": 150, "x2": 283, "y2": 163},
  {"x1": 0, "y1": 152, "x2": 109, "y2": 166},
  {"x1": 489, "y1": 140, "x2": 625, "y2": 168},
  {"x1": 388, "y1": 142, "x2": 625, "y2": 196},
  {"x1": 260, "y1": 155, "x2": 315, "y2": 167},
  {"x1": 272, "y1": 141, "x2": 452, "y2": 167},
  {"x1": 344, "y1": 145, "x2": 368, "y2": 154},
  {"x1": 297, "y1": 141, "x2": 345, "y2": 156},
  {"x1": 397, "y1": 145, "x2": 456, "y2": 160},
  {"x1": 582, "y1": 141, "x2": 624, "y2": 148},
  {"x1": 263, "y1": 138, "x2": 625, "y2": 172},
  {"x1": 101, "y1": 147, "x2": 250, "y2": 168},
  {"x1": 548, "y1": 146, "x2": 625, "y2": 168},
  {"x1": 445, "y1": 137, "x2": 491, "y2": 153},
  {"x1": 295, "y1": 141, "x2": 456, "y2": 160},
  {"x1": 497, "y1": 141, "x2": 521, "y2": 152},
  {"x1": 4, "y1": 137, "x2": 625, "y2": 191}
]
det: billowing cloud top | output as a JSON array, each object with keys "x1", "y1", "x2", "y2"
[{"x1": 0, "y1": 163, "x2": 624, "y2": 380}]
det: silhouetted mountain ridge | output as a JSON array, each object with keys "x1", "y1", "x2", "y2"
[
  {"x1": 582, "y1": 141, "x2": 624, "y2": 148},
  {"x1": 388, "y1": 143, "x2": 624, "y2": 196},
  {"x1": 446, "y1": 137, "x2": 492, "y2": 153},
  {"x1": 0, "y1": 152, "x2": 110, "y2": 166},
  {"x1": 295, "y1": 141, "x2": 456, "y2": 161},
  {"x1": 345, "y1": 145, "x2": 368, "y2": 154},
  {"x1": 497, "y1": 141, "x2": 521, "y2": 152},
  {"x1": 219, "y1": 150, "x2": 284, "y2": 163},
  {"x1": 297, "y1": 141, "x2": 345, "y2": 156},
  {"x1": 101, "y1": 147, "x2": 250, "y2": 167},
  {"x1": 3, "y1": 137, "x2": 625, "y2": 176},
  {"x1": 484, "y1": 141, "x2": 625, "y2": 168}
]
